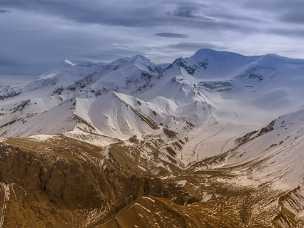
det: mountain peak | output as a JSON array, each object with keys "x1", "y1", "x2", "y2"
[
  {"x1": 110, "y1": 54, "x2": 153, "y2": 67},
  {"x1": 130, "y1": 54, "x2": 150, "y2": 62},
  {"x1": 129, "y1": 54, "x2": 154, "y2": 66},
  {"x1": 192, "y1": 48, "x2": 245, "y2": 60}
]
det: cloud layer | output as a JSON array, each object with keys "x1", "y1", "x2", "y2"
[{"x1": 0, "y1": 0, "x2": 304, "y2": 74}]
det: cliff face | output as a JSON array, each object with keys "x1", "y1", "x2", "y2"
[
  {"x1": 272, "y1": 187, "x2": 304, "y2": 228},
  {"x1": 0, "y1": 136, "x2": 149, "y2": 227},
  {"x1": 0, "y1": 136, "x2": 284, "y2": 228}
]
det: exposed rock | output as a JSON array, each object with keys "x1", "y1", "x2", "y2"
[{"x1": 0, "y1": 135, "x2": 285, "y2": 227}]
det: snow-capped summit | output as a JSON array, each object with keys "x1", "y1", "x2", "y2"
[
  {"x1": 192, "y1": 48, "x2": 246, "y2": 60},
  {"x1": 109, "y1": 54, "x2": 158, "y2": 72},
  {"x1": 1, "y1": 48, "x2": 304, "y2": 157}
]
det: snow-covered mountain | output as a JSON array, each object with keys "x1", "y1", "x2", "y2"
[
  {"x1": 1, "y1": 48, "x2": 304, "y2": 227},
  {"x1": 1, "y1": 49, "x2": 304, "y2": 150},
  {"x1": 202, "y1": 108, "x2": 304, "y2": 188},
  {"x1": 1, "y1": 49, "x2": 304, "y2": 169},
  {"x1": 186, "y1": 107, "x2": 304, "y2": 227}
]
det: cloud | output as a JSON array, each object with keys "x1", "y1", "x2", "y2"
[
  {"x1": 0, "y1": 0, "x2": 304, "y2": 74},
  {"x1": 280, "y1": 11, "x2": 304, "y2": 24},
  {"x1": 155, "y1": 33, "x2": 188, "y2": 38},
  {"x1": 0, "y1": 0, "x2": 159, "y2": 27},
  {"x1": 166, "y1": 42, "x2": 224, "y2": 51},
  {"x1": 245, "y1": 0, "x2": 304, "y2": 23},
  {"x1": 0, "y1": 9, "x2": 9, "y2": 13},
  {"x1": 0, "y1": 8, "x2": 142, "y2": 74},
  {"x1": 270, "y1": 28, "x2": 304, "y2": 38},
  {"x1": 0, "y1": 0, "x2": 253, "y2": 31},
  {"x1": 0, "y1": 1, "x2": 179, "y2": 27},
  {"x1": 171, "y1": 2, "x2": 204, "y2": 18}
]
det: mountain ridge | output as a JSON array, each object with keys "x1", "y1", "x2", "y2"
[{"x1": 1, "y1": 48, "x2": 304, "y2": 227}]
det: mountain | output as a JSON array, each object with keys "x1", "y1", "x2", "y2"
[
  {"x1": 189, "y1": 107, "x2": 304, "y2": 227},
  {"x1": 1, "y1": 49, "x2": 304, "y2": 227},
  {"x1": 214, "y1": 108, "x2": 304, "y2": 189}
]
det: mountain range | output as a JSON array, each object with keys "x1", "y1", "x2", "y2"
[{"x1": 1, "y1": 49, "x2": 304, "y2": 227}]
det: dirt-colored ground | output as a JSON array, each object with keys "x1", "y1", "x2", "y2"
[{"x1": 0, "y1": 136, "x2": 296, "y2": 227}]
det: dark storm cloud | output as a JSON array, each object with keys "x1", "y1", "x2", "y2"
[
  {"x1": 155, "y1": 33, "x2": 188, "y2": 38},
  {"x1": 0, "y1": 9, "x2": 9, "y2": 13},
  {"x1": 166, "y1": 42, "x2": 224, "y2": 51},
  {"x1": 171, "y1": 2, "x2": 204, "y2": 18}
]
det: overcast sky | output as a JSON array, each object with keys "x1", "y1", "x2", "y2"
[{"x1": 1, "y1": 0, "x2": 304, "y2": 75}]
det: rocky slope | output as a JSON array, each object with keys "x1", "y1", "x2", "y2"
[{"x1": 0, "y1": 135, "x2": 285, "y2": 227}]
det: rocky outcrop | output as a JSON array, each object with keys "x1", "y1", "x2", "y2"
[
  {"x1": 273, "y1": 187, "x2": 304, "y2": 228},
  {"x1": 0, "y1": 135, "x2": 286, "y2": 227},
  {"x1": 0, "y1": 136, "x2": 147, "y2": 227}
]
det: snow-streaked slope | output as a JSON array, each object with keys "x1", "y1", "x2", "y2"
[
  {"x1": 25, "y1": 62, "x2": 105, "y2": 91},
  {"x1": 0, "y1": 52, "x2": 216, "y2": 144},
  {"x1": 190, "y1": 48, "x2": 258, "y2": 80},
  {"x1": 204, "y1": 108, "x2": 304, "y2": 189},
  {"x1": 1, "y1": 48, "x2": 304, "y2": 160},
  {"x1": 0, "y1": 99, "x2": 75, "y2": 137},
  {"x1": 0, "y1": 75, "x2": 36, "y2": 100},
  {"x1": 76, "y1": 92, "x2": 160, "y2": 140}
]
